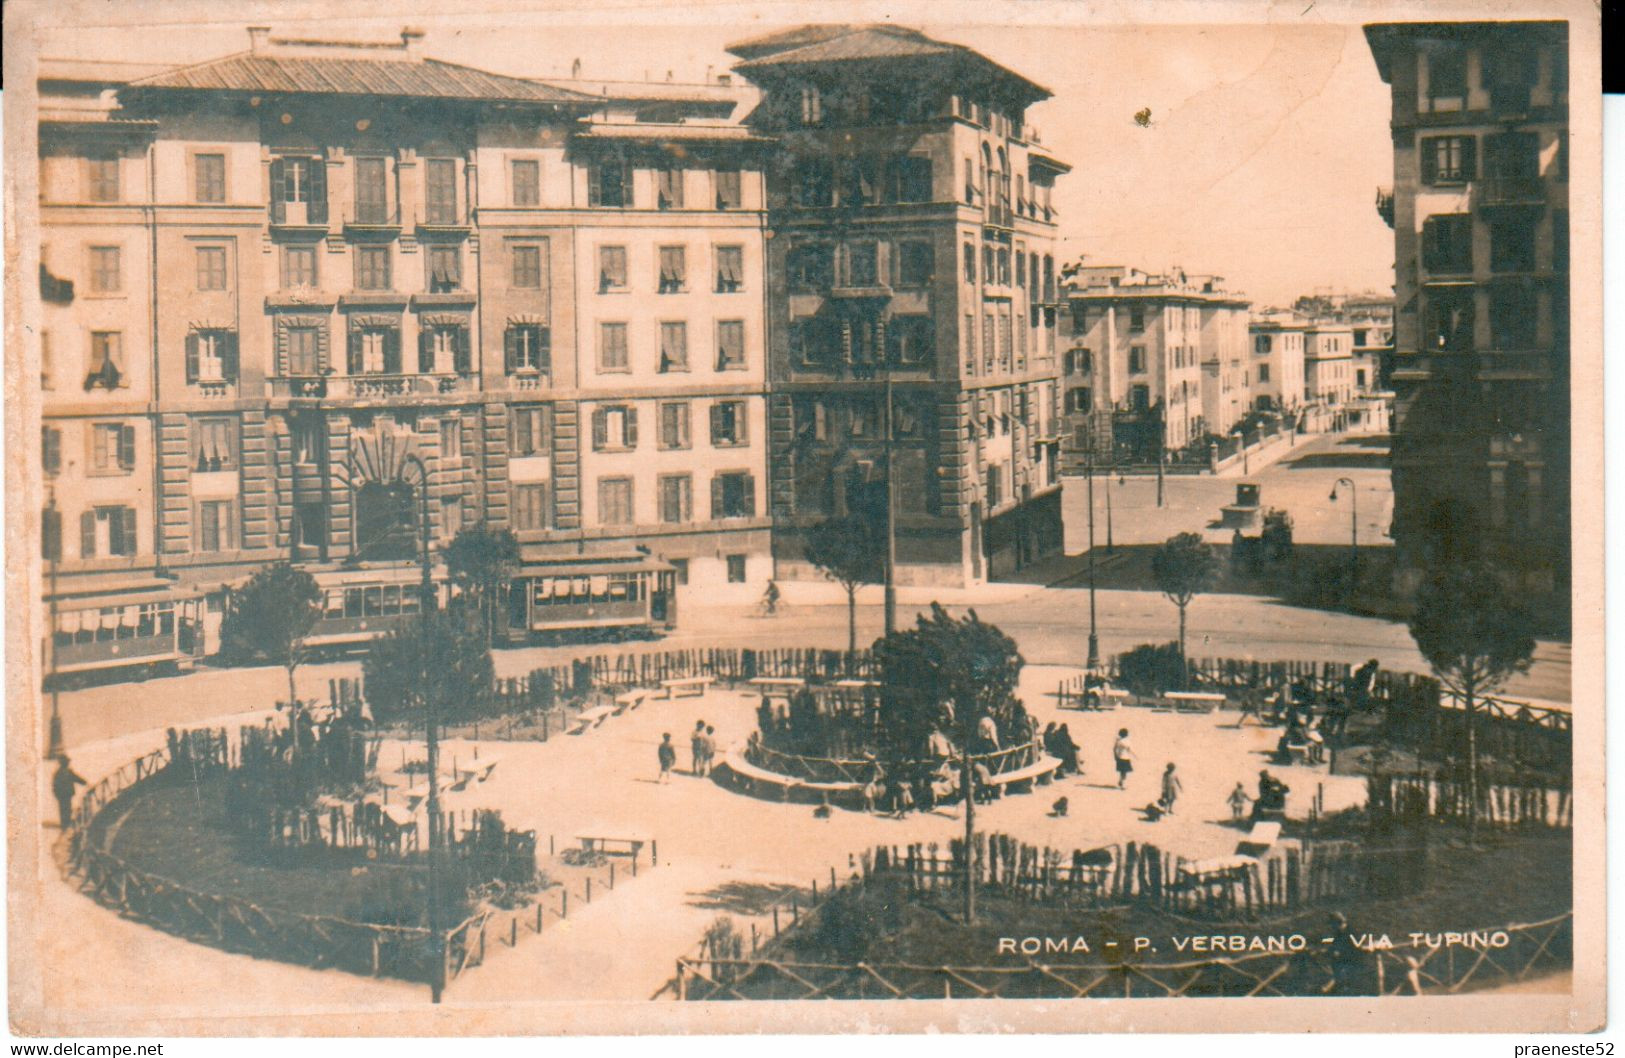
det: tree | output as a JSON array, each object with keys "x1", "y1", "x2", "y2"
[
  {"x1": 803, "y1": 512, "x2": 886, "y2": 660},
  {"x1": 1407, "y1": 561, "x2": 1537, "y2": 834},
  {"x1": 219, "y1": 562, "x2": 322, "y2": 722},
  {"x1": 443, "y1": 523, "x2": 521, "y2": 646},
  {"x1": 363, "y1": 605, "x2": 495, "y2": 727},
  {"x1": 1151, "y1": 532, "x2": 1218, "y2": 680},
  {"x1": 872, "y1": 604, "x2": 1024, "y2": 924}
]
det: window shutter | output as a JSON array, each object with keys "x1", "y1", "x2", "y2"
[
  {"x1": 587, "y1": 166, "x2": 602, "y2": 208},
  {"x1": 185, "y1": 332, "x2": 200, "y2": 383},
  {"x1": 742, "y1": 473, "x2": 756, "y2": 517},
  {"x1": 1421, "y1": 139, "x2": 1438, "y2": 184},
  {"x1": 348, "y1": 329, "x2": 362, "y2": 375},
  {"x1": 269, "y1": 158, "x2": 287, "y2": 223},
  {"x1": 222, "y1": 332, "x2": 239, "y2": 380},
  {"x1": 455, "y1": 326, "x2": 470, "y2": 373},
  {"x1": 710, "y1": 475, "x2": 723, "y2": 520},
  {"x1": 119, "y1": 424, "x2": 136, "y2": 470},
  {"x1": 625, "y1": 407, "x2": 639, "y2": 448},
  {"x1": 504, "y1": 327, "x2": 518, "y2": 373},
  {"x1": 308, "y1": 160, "x2": 328, "y2": 223},
  {"x1": 384, "y1": 327, "x2": 400, "y2": 373},
  {"x1": 43, "y1": 427, "x2": 61, "y2": 474},
  {"x1": 709, "y1": 403, "x2": 722, "y2": 445},
  {"x1": 419, "y1": 328, "x2": 433, "y2": 373},
  {"x1": 121, "y1": 507, "x2": 137, "y2": 554},
  {"x1": 591, "y1": 408, "x2": 607, "y2": 450},
  {"x1": 736, "y1": 404, "x2": 749, "y2": 444},
  {"x1": 81, "y1": 511, "x2": 96, "y2": 558},
  {"x1": 1461, "y1": 138, "x2": 1477, "y2": 180}
]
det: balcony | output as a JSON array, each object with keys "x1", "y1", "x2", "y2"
[
  {"x1": 1375, "y1": 186, "x2": 1395, "y2": 229},
  {"x1": 1474, "y1": 177, "x2": 1545, "y2": 212},
  {"x1": 193, "y1": 379, "x2": 234, "y2": 399},
  {"x1": 269, "y1": 373, "x2": 478, "y2": 400},
  {"x1": 828, "y1": 283, "x2": 893, "y2": 301},
  {"x1": 341, "y1": 203, "x2": 402, "y2": 239},
  {"x1": 506, "y1": 371, "x2": 551, "y2": 391},
  {"x1": 412, "y1": 204, "x2": 472, "y2": 238},
  {"x1": 268, "y1": 199, "x2": 330, "y2": 236}
]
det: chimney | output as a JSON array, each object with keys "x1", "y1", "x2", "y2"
[
  {"x1": 248, "y1": 26, "x2": 271, "y2": 53},
  {"x1": 401, "y1": 26, "x2": 426, "y2": 58}
]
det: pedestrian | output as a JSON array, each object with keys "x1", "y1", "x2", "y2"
[
  {"x1": 52, "y1": 755, "x2": 87, "y2": 829},
  {"x1": 1055, "y1": 723, "x2": 1082, "y2": 777},
  {"x1": 976, "y1": 712, "x2": 1000, "y2": 753},
  {"x1": 1112, "y1": 728, "x2": 1135, "y2": 789},
  {"x1": 1227, "y1": 782, "x2": 1252, "y2": 823},
  {"x1": 657, "y1": 733, "x2": 676, "y2": 783},
  {"x1": 703, "y1": 725, "x2": 717, "y2": 775},
  {"x1": 1159, "y1": 762, "x2": 1183, "y2": 815},
  {"x1": 690, "y1": 720, "x2": 707, "y2": 775},
  {"x1": 1324, "y1": 912, "x2": 1362, "y2": 995}
]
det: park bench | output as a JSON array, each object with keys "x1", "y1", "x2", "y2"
[
  {"x1": 748, "y1": 676, "x2": 806, "y2": 692},
  {"x1": 577, "y1": 835, "x2": 650, "y2": 862},
  {"x1": 1177, "y1": 853, "x2": 1258, "y2": 889},
  {"x1": 661, "y1": 676, "x2": 714, "y2": 700},
  {"x1": 984, "y1": 755, "x2": 1063, "y2": 795},
  {"x1": 613, "y1": 689, "x2": 652, "y2": 715},
  {"x1": 1079, "y1": 686, "x2": 1130, "y2": 710},
  {"x1": 569, "y1": 704, "x2": 615, "y2": 734},
  {"x1": 832, "y1": 678, "x2": 880, "y2": 690},
  {"x1": 1165, "y1": 691, "x2": 1227, "y2": 713},
  {"x1": 720, "y1": 751, "x2": 862, "y2": 805}
]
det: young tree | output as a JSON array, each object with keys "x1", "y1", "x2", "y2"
[
  {"x1": 803, "y1": 512, "x2": 887, "y2": 660},
  {"x1": 1151, "y1": 532, "x2": 1219, "y2": 679},
  {"x1": 872, "y1": 603, "x2": 1024, "y2": 924},
  {"x1": 1407, "y1": 561, "x2": 1537, "y2": 834},
  {"x1": 363, "y1": 605, "x2": 495, "y2": 727},
  {"x1": 219, "y1": 562, "x2": 322, "y2": 723},
  {"x1": 442, "y1": 523, "x2": 521, "y2": 646}
]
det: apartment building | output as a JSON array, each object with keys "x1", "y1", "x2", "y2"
[
  {"x1": 728, "y1": 25, "x2": 1069, "y2": 584},
  {"x1": 1365, "y1": 21, "x2": 1569, "y2": 585},
  {"x1": 1058, "y1": 265, "x2": 1250, "y2": 470},
  {"x1": 36, "y1": 26, "x2": 774, "y2": 654},
  {"x1": 1247, "y1": 314, "x2": 1308, "y2": 417},
  {"x1": 1304, "y1": 322, "x2": 1357, "y2": 407}
]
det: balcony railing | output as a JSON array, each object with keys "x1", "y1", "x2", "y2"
[
  {"x1": 341, "y1": 203, "x2": 403, "y2": 235},
  {"x1": 1375, "y1": 186, "x2": 1395, "y2": 228},
  {"x1": 412, "y1": 204, "x2": 471, "y2": 232},
  {"x1": 269, "y1": 373, "x2": 477, "y2": 400},
  {"x1": 1475, "y1": 177, "x2": 1545, "y2": 210}
]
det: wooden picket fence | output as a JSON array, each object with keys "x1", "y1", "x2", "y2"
[
  {"x1": 672, "y1": 912, "x2": 1573, "y2": 1000},
  {"x1": 1367, "y1": 772, "x2": 1572, "y2": 829}
]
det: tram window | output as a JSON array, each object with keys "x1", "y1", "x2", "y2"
[
  {"x1": 159, "y1": 607, "x2": 175, "y2": 636},
  {"x1": 326, "y1": 591, "x2": 345, "y2": 619},
  {"x1": 574, "y1": 577, "x2": 590, "y2": 597},
  {"x1": 608, "y1": 575, "x2": 629, "y2": 600},
  {"x1": 138, "y1": 606, "x2": 156, "y2": 637},
  {"x1": 401, "y1": 587, "x2": 420, "y2": 614},
  {"x1": 382, "y1": 584, "x2": 401, "y2": 615},
  {"x1": 363, "y1": 587, "x2": 383, "y2": 617},
  {"x1": 346, "y1": 588, "x2": 365, "y2": 618}
]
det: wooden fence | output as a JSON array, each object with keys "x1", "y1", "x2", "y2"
[
  {"x1": 741, "y1": 740, "x2": 1042, "y2": 786},
  {"x1": 1056, "y1": 654, "x2": 1572, "y2": 779},
  {"x1": 1367, "y1": 773, "x2": 1572, "y2": 829},
  {"x1": 672, "y1": 912, "x2": 1572, "y2": 1000}
]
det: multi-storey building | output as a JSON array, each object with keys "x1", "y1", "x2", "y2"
[
  {"x1": 1247, "y1": 314, "x2": 1308, "y2": 417},
  {"x1": 37, "y1": 26, "x2": 774, "y2": 659},
  {"x1": 1303, "y1": 321, "x2": 1357, "y2": 408},
  {"x1": 1365, "y1": 21, "x2": 1569, "y2": 586},
  {"x1": 727, "y1": 25, "x2": 1069, "y2": 584},
  {"x1": 1058, "y1": 265, "x2": 1250, "y2": 470}
]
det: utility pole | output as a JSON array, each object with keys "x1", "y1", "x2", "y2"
[
  {"x1": 882, "y1": 369, "x2": 897, "y2": 637},
  {"x1": 405, "y1": 454, "x2": 444, "y2": 1004},
  {"x1": 1085, "y1": 433, "x2": 1099, "y2": 671},
  {"x1": 1156, "y1": 403, "x2": 1166, "y2": 508},
  {"x1": 45, "y1": 486, "x2": 63, "y2": 759}
]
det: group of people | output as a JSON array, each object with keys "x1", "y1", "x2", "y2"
[
  {"x1": 1039, "y1": 723, "x2": 1082, "y2": 776},
  {"x1": 655, "y1": 719, "x2": 719, "y2": 783},
  {"x1": 1227, "y1": 769, "x2": 1291, "y2": 822}
]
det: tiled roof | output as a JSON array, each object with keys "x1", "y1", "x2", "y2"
[
  {"x1": 728, "y1": 25, "x2": 1050, "y2": 100},
  {"x1": 127, "y1": 53, "x2": 598, "y2": 105}
]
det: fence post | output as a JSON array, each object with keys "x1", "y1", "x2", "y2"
[
  {"x1": 610, "y1": 862, "x2": 616, "y2": 890},
  {"x1": 587, "y1": 877, "x2": 593, "y2": 904}
]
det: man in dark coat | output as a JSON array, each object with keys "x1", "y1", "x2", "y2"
[{"x1": 52, "y1": 755, "x2": 87, "y2": 829}]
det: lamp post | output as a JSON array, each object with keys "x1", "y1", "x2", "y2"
[
  {"x1": 396, "y1": 453, "x2": 443, "y2": 1003},
  {"x1": 1085, "y1": 430, "x2": 1099, "y2": 671},
  {"x1": 1329, "y1": 476, "x2": 1358, "y2": 592},
  {"x1": 45, "y1": 485, "x2": 63, "y2": 760},
  {"x1": 882, "y1": 367, "x2": 897, "y2": 637}
]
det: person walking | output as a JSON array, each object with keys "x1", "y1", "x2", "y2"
[
  {"x1": 1227, "y1": 782, "x2": 1252, "y2": 823},
  {"x1": 657, "y1": 733, "x2": 677, "y2": 783},
  {"x1": 52, "y1": 755, "x2": 87, "y2": 829},
  {"x1": 690, "y1": 720, "x2": 707, "y2": 776},
  {"x1": 1159, "y1": 762, "x2": 1183, "y2": 815},
  {"x1": 702, "y1": 724, "x2": 718, "y2": 776},
  {"x1": 1112, "y1": 729, "x2": 1135, "y2": 790}
]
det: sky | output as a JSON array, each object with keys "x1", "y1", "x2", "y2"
[{"x1": 36, "y1": 2, "x2": 1398, "y2": 308}]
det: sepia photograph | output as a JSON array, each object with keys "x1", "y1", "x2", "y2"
[{"x1": 2, "y1": 0, "x2": 1604, "y2": 1038}]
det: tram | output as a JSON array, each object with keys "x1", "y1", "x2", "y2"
[
  {"x1": 502, "y1": 550, "x2": 677, "y2": 643},
  {"x1": 305, "y1": 565, "x2": 448, "y2": 651},
  {"x1": 46, "y1": 587, "x2": 208, "y2": 685}
]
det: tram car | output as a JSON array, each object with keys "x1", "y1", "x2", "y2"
[
  {"x1": 304, "y1": 565, "x2": 449, "y2": 652},
  {"x1": 502, "y1": 550, "x2": 677, "y2": 643},
  {"x1": 46, "y1": 586, "x2": 208, "y2": 686}
]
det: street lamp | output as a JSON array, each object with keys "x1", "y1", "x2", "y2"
[
  {"x1": 881, "y1": 366, "x2": 897, "y2": 637},
  {"x1": 1085, "y1": 430, "x2": 1099, "y2": 671},
  {"x1": 44, "y1": 484, "x2": 63, "y2": 760},
  {"x1": 1329, "y1": 476, "x2": 1358, "y2": 591}
]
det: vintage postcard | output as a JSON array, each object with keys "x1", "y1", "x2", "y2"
[{"x1": 3, "y1": 0, "x2": 1604, "y2": 1037}]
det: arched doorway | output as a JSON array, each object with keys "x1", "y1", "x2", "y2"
[{"x1": 354, "y1": 480, "x2": 416, "y2": 561}]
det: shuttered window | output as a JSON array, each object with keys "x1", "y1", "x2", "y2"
[
  {"x1": 658, "y1": 402, "x2": 691, "y2": 450},
  {"x1": 89, "y1": 422, "x2": 135, "y2": 474},
  {"x1": 716, "y1": 320, "x2": 745, "y2": 370},
  {"x1": 715, "y1": 245, "x2": 743, "y2": 292},
  {"x1": 598, "y1": 322, "x2": 629, "y2": 372},
  {"x1": 710, "y1": 471, "x2": 756, "y2": 519},
  {"x1": 659, "y1": 322, "x2": 688, "y2": 372},
  {"x1": 598, "y1": 478, "x2": 633, "y2": 525},
  {"x1": 512, "y1": 484, "x2": 550, "y2": 530},
  {"x1": 509, "y1": 405, "x2": 552, "y2": 456}
]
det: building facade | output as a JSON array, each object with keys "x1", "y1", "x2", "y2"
[
  {"x1": 1365, "y1": 21, "x2": 1569, "y2": 586},
  {"x1": 1246, "y1": 315, "x2": 1307, "y2": 418},
  {"x1": 728, "y1": 25, "x2": 1069, "y2": 585},
  {"x1": 1058, "y1": 266, "x2": 1251, "y2": 470},
  {"x1": 37, "y1": 26, "x2": 776, "y2": 659}
]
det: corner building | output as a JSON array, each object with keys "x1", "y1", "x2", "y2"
[
  {"x1": 1365, "y1": 21, "x2": 1569, "y2": 588},
  {"x1": 728, "y1": 26, "x2": 1069, "y2": 585},
  {"x1": 36, "y1": 27, "x2": 773, "y2": 660}
]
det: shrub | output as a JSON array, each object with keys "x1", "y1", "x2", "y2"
[{"x1": 1116, "y1": 642, "x2": 1185, "y2": 695}]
